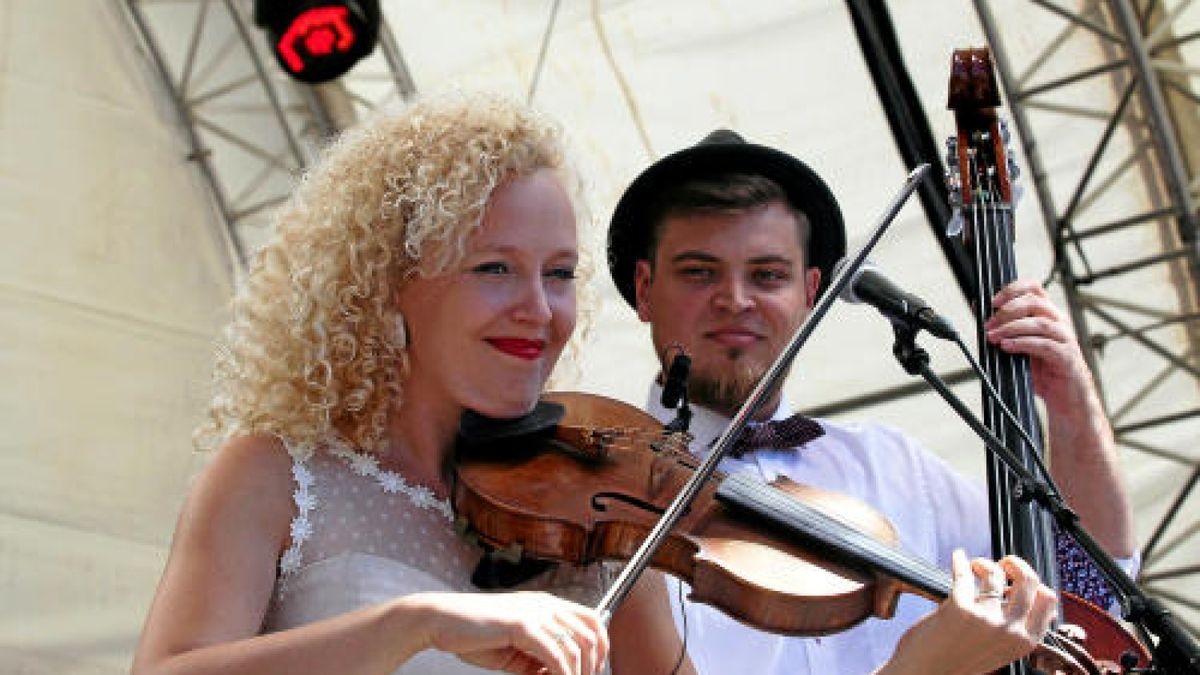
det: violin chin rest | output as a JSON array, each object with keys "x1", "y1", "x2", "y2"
[{"x1": 459, "y1": 400, "x2": 565, "y2": 445}]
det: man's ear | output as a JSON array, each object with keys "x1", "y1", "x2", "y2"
[
  {"x1": 805, "y1": 267, "x2": 821, "y2": 310},
  {"x1": 634, "y1": 260, "x2": 654, "y2": 322}
]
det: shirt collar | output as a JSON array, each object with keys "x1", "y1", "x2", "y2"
[{"x1": 644, "y1": 382, "x2": 796, "y2": 455}]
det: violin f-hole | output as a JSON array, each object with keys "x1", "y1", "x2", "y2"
[{"x1": 591, "y1": 491, "x2": 669, "y2": 516}]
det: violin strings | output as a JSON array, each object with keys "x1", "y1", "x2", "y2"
[{"x1": 725, "y1": 474, "x2": 950, "y2": 595}]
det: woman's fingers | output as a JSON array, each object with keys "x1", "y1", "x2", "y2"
[
  {"x1": 950, "y1": 549, "x2": 977, "y2": 604},
  {"x1": 552, "y1": 607, "x2": 606, "y2": 675},
  {"x1": 969, "y1": 556, "x2": 1007, "y2": 605},
  {"x1": 969, "y1": 555, "x2": 1058, "y2": 645},
  {"x1": 535, "y1": 623, "x2": 579, "y2": 675},
  {"x1": 892, "y1": 552, "x2": 1060, "y2": 674},
  {"x1": 512, "y1": 597, "x2": 604, "y2": 675},
  {"x1": 997, "y1": 556, "x2": 1058, "y2": 641},
  {"x1": 420, "y1": 591, "x2": 608, "y2": 675},
  {"x1": 997, "y1": 556, "x2": 1037, "y2": 624},
  {"x1": 1028, "y1": 583, "x2": 1058, "y2": 640}
]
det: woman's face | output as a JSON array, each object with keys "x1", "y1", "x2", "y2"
[{"x1": 397, "y1": 168, "x2": 578, "y2": 419}]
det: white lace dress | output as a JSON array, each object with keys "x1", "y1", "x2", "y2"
[{"x1": 260, "y1": 440, "x2": 609, "y2": 674}]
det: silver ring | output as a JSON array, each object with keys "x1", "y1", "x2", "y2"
[
  {"x1": 550, "y1": 629, "x2": 571, "y2": 647},
  {"x1": 976, "y1": 589, "x2": 1005, "y2": 601}
]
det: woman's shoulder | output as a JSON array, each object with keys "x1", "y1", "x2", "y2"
[
  {"x1": 208, "y1": 434, "x2": 296, "y2": 485},
  {"x1": 182, "y1": 434, "x2": 298, "y2": 539}
]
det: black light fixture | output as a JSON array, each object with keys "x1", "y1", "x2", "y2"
[{"x1": 254, "y1": 1, "x2": 381, "y2": 83}]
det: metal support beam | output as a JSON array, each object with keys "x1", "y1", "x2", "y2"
[{"x1": 121, "y1": 0, "x2": 418, "y2": 267}]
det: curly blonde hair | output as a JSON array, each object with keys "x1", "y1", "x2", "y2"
[{"x1": 200, "y1": 94, "x2": 587, "y2": 457}]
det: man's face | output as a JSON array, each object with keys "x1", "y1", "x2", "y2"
[{"x1": 634, "y1": 200, "x2": 821, "y2": 416}]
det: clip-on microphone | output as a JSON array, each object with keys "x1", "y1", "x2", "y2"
[{"x1": 661, "y1": 347, "x2": 692, "y2": 433}]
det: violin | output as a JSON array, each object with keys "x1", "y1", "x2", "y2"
[
  {"x1": 455, "y1": 391, "x2": 904, "y2": 636},
  {"x1": 947, "y1": 47, "x2": 1149, "y2": 674},
  {"x1": 454, "y1": 390, "x2": 1102, "y2": 673}
]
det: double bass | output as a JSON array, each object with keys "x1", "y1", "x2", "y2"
[{"x1": 946, "y1": 47, "x2": 1149, "y2": 673}]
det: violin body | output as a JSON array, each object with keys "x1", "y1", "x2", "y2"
[{"x1": 454, "y1": 391, "x2": 922, "y2": 636}]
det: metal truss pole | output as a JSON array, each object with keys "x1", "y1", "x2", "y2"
[
  {"x1": 122, "y1": 0, "x2": 245, "y2": 272},
  {"x1": 1109, "y1": 0, "x2": 1200, "y2": 273},
  {"x1": 121, "y1": 0, "x2": 418, "y2": 269}
]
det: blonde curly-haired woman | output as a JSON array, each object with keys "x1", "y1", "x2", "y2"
[{"x1": 133, "y1": 95, "x2": 691, "y2": 675}]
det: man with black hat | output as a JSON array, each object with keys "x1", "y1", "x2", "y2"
[{"x1": 606, "y1": 130, "x2": 1136, "y2": 674}]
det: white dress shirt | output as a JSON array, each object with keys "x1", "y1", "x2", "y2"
[{"x1": 645, "y1": 384, "x2": 991, "y2": 675}]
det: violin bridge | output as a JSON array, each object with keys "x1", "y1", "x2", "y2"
[
  {"x1": 555, "y1": 426, "x2": 613, "y2": 460},
  {"x1": 549, "y1": 437, "x2": 609, "y2": 462}
]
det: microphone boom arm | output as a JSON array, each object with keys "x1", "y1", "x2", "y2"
[{"x1": 889, "y1": 321, "x2": 1200, "y2": 673}]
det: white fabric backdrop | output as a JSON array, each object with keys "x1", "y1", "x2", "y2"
[{"x1": 0, "y1": 1, "x2": 1194, "y2": 671}]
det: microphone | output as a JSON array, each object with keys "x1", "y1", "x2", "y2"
[
  {"x1": 661, "y1": 352, "x2": 692, "y2": 409},
  {"x1": 835, "y1": 259, "x2": 958, "y2": 340}
]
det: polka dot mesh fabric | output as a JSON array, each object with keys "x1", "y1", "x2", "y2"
[{"x1": 273, "y1": 442, "x2": 608, "y2": 604}]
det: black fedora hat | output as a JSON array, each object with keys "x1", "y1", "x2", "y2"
[{"x1": 607, "y1": 129, "x2": 846, "y2": 307}]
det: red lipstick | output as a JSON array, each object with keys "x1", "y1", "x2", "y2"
[{"x1": 487, "y1": 338, "x2": 545, "y2": 361}]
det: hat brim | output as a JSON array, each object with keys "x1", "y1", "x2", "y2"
[{"x1": 607, "y1": 140, "x2": 846, "y2": 308}]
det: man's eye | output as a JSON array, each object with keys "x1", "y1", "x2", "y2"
[
  {"x1": 679, "y1": 267, "x2": 714, "y2": 280},
  {"x1": 752, "y1": 269, "x2": 790, "y2": 284}
]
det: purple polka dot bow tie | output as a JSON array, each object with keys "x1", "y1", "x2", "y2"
[{"x1": 729, "y1": 413, "x2": 825, "y2": 458}]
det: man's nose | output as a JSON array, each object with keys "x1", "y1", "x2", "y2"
[{"x1": 713, "y1": 275, "x2": 753, "y2": 313}]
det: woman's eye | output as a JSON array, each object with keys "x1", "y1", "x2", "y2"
[
  {"x1": 472, "y1": 261, "x2": 510, "y2": 275},
  {"x1": 546, "y1": 267, "x2": 577, "y2": 281}
]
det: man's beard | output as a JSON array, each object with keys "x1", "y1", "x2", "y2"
[{"x1": 685, "y1": 347, "x2": 776, "y2": 417}]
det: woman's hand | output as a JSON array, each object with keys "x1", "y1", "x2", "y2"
[
  {"x1": 404, "y1": 591, "x2": 610, "y2": 675},
  {"x1": 879, "y1": 550, "x2": 1057, "y2": 675}
]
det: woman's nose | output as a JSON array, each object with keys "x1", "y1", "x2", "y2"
[{"x1": 513, "y1": 275, "x2": 554, "y2": 324}]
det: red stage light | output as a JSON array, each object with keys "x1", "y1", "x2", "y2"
[
  {"x1": 255, "y1": 1, "x2": 380, "y2": 84},
  {"x1": 278, "y1": 7, "x2": 355, "y2": 73}
]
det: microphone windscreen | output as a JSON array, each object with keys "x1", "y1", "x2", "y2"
[{"x1": 661, "y1": 354, "x2": 691, "y2": 408}]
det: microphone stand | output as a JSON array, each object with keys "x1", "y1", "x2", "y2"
[
  {"x1": 594, "y1": 163, "x2": 933, "y2": 622},
  {"x1": 888, "y1": 320, "x2": 1200, "y2": 675}
]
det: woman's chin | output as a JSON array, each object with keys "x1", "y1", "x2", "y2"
[{"x1": 466, "y1": 395, "x2": 541, "y2": 421}]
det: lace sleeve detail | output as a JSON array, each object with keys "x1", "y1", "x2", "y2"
[{"x1": 279, "y1": 460, "x2": 317, "y2": 579}]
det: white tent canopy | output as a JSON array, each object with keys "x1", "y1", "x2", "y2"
[{"x1": 2, "y1": 1, "x2": 1196, "y2": 671}]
